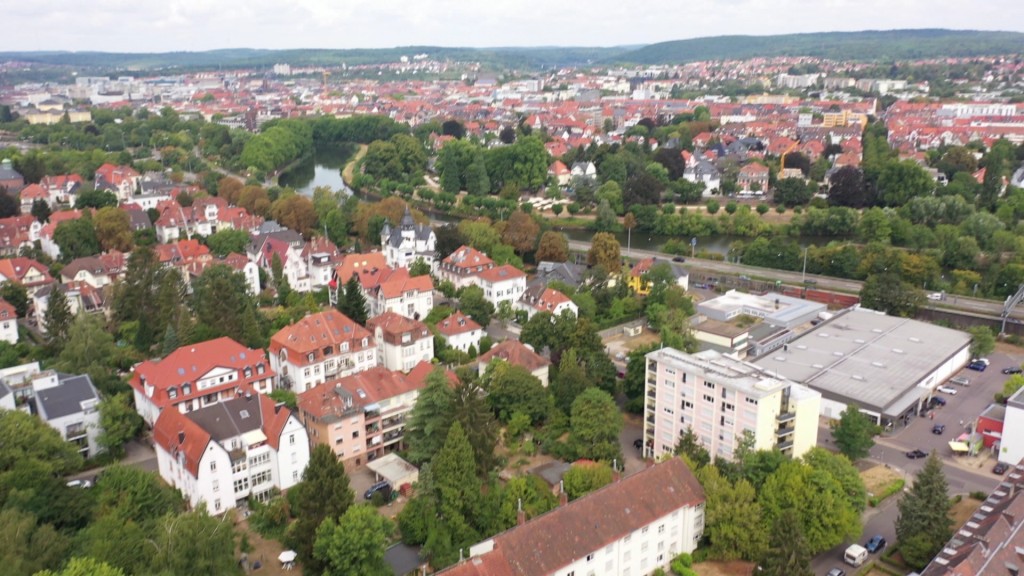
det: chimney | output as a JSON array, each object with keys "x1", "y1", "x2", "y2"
[
  {"x1": 517, "y1": 498, "x2": 526, "y2": 526},
  {"x1": 559, "y1": 480, "x2": 568, "y2": 506},
  {"x1": 612, "y1": 459, "x2": 621, "y2": 482}
]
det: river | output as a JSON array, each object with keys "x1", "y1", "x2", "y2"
[{"x1": 282, "y1": 158, "x2": 837, "y2": 257}]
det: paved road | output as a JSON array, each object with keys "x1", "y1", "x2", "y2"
[{"x1": 566, "y1": 239, "x2": 1023, "y2": 321}]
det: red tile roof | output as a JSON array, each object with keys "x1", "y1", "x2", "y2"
[
  {"x1": 298, "y1": 365, "x2": 431, "y2": 420},
  {"x1": 366, "y1": 311, "x2": 430, "y2": 344},
  {"x1": 477, "y1": 264, "x2": 526, "y2": 283},
  {"x1": 442, "y1": 245, "x2": 494, "y2": 271},
  {"x1": 378, "y1": 273, "x2": 433, "y2": 299},
  {"x1": 479, "y1": 340, "x2": 550, "y2": 373},
  {"x1": 439, "y1": 458, "x2": 704, "y2": 576},
  {"x1": 152, "y1": 406, "x2": 211, "y2": 477},
  {"x1": 269, "y1": 310, "x2": 373, "y2": 366},
  {"x1": 435, "y1": 310, "x2": 482, "y2": 337}
]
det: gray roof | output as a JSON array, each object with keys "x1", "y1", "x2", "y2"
[
  {"x1": 0, "y1": 380, "x2": 12, "y2": 401},
  {"x1": 752, "y1": 307, "x2": 971, "y2": 415},
  {"x1": 531, "y1": 460, "x2": 572, "y2": 487},
  {"x1": 0, "y1": 159, "x2": 23, "y2": 182},
  {"x1": 535, "y1": 261, "x2": 588, "y2": 288},
  {"x1": 186, "y1": 395, "x2": 265, "y2": 442},
  {"x1": 35, "y1": 373, "x2": 100, "y2": 421}
]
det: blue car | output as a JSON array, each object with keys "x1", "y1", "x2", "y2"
[
  {"x1": 968, "y1": 361, "x2": 987, "y2": 372},
  {"x1": 865, "y1": 535, "x2": 887, "y2": 553}
]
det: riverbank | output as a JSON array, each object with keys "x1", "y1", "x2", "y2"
[{"x1": 341, "y1": 144, "x2": 368, "y2": 186}]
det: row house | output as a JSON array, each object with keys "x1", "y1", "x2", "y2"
[
  {"x1": 518, "y1": 284, "x2": 578, "y2": 320},
  {"x1": 0, "y1": 298, "x2": 17, "y2": 344},
  {"x1": 366, "y1": 312, "x2": 434, "y2": 373},
  {"x1": 153, "y1": 393, "x2": 309, "y2": 514},
  {"x1": 380, "y1": 207, "x2": 437, "y2": 270},
  {"x1": 297, "y1": 362, "x2": 439, "y2": 471},
  {"x1": 32, "y1": 281, "x2": 107, "y2": 330},
  {"x1": 268, "y1": 310, "x2": 376, "y2": 394},
  {"x1": 0, "y1": 257, "x2": 53, "y2": 296},
  {"x1": 478, "y1": 264, "x2": 527, "y2": 308},
  {"x1": 94, "y1": 163, "x2": 141, "y2": 202},
  {"x1": 435, "y1": 310, "x2": 483, "y2": 354},
  {"x1": 439, "y1": 458, "x2": 705, "y2": 576},
  {"x1": 437, "y1": 245, "x2": 495, "y2": 289},
  {"x1": 129, "y1": 337, "x2": 274, "y2": 427},
  {"x1": 59, "y1": 251, "x2": 127, "y2": 289}
]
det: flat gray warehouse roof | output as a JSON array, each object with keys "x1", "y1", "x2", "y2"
[{"x1": 752, "y1": 307, "x2": 971, "y2": 415}]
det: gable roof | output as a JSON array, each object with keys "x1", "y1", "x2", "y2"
[
  {"x1": 367, "y1": 311, "x2": 431, "y2": 343},
  {"x1": 442, "y1": 245, "x2": 494, "y2": 271},
  {"x1": 478, "y1": 264, "x2": 526, "y2": 284},
  {"x1": 479, "y1": 340, "x2": 550, "y2": 373},
  {"x1": 439, "y1": 458, "x2": 704, "y2": 576},
  {"x1": 152, "y1": 407, "x2": 211, "y2": 477},
  {"x1": 298, "y1": 365, "x2": 433, "y2": 422},
  {"x1": 269, "y1": 310, "x2": 374, "y2": 364},
  {"x1": 34, "y1": 373, "x2": 100, "y2": 421},
  {"x1": 436, "y1": 310, "x2": 482, "y2": 337}
]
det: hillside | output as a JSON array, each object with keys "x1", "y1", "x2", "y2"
[{"x1": 610, "y1": 29, "x2": 1024, "y2": 64}]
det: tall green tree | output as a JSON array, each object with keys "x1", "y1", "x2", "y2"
[
  {"x1": 190, "y1": 264, "x2": 262, "y2": 348},
  {"x1": 97, "y1": 394, "x2": 144, "y2": 457},
  {"x1": 495, "y1": 475, "x2": 557, "y2": 529},
  {"x1": 830, "y1": 405, "x2": 880, "y2": 461},
  {"x1": 147, "y1": 509, "x2": 238, "y2": 576},
  {"x1": 482, "y1": 360, "x2": 549, "y2": 424},
  {"x1": 457, "y1": 285, "x2": 494, "y2": 328},
  {"x1": 314, "y1": 505, "x2": 393, "y2": 576},
  {"x1": 53, "y1": 216, "x2": 101, "y2": 261},
  {"x1": 423, "y1": 421, "x2": 482, "y2": 568},
  {"x1": 0, "y1": 509, "x2": 69, "y2": 576},
  {"x1": 896, "y1": 453, "x2": 953, "y2": 569},
  {"x1": 286, "y1": 444, "x2": 355, "y2": 571},
  {"x1": 93, "y1": 464, "x2": 183, "y2": 524},
  {"x1": 551, "y1": 349, "x2": 590, "y2": 414},
  {"x1": 337, "y1": 275, "x2": 368, "y2": 326},
  {"x1": 802, "y1": 447, "x2": 868, "y2": 514},
  {"x1": 43, "y1": 285, "x2": 73, "y2": 350},
  {"x1": 0, "y1": 281, "x2": 29, "y2": 317},
  {"x1": 35, "y1": 556, "x2": 125, "y2": 576},
  {"x1": 758, "y1": 509, "x2": 814, "y2": 576},
  {"x1": 696, "y1": 465, "x2": 768, "y2": 561},
  {"x1": 451, "y1": 380, "x2": 499, "y2": 475},
  {"x1": 859, "y1": 272, "x2": 924, "y2": 317},
  {"x1": 562, "y1": 461, "x2": 614, "y2": 500},
  {"x1": 968, "y1": 325, "x2": 995, "y2": 358},
  {"x1": 0, "y1": 409, "x2": 83, "y2": 475},
  {"x1": 404, "y1": 368, "x2": 455, "y2": 466},
  {"x1": 569, "y1": 388, "x2": 622, "y2": 462},
  {"x1": 56, "y1": 313, "x2": 121, "y2": 395}
]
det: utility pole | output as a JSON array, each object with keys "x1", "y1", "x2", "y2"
[{"x1": 801, "y1": 247, "x2": 809, "y2": 283}]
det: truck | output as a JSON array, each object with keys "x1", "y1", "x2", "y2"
[{"x1": 844, "y1": 544, "x2": 868, "y2": 567}]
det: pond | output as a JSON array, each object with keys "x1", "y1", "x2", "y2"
[{"x1": 278, "y1": 143, "x2": 357, "y2": 196}]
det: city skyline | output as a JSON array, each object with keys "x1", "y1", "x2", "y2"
[{"x1": 3, "y1": 0, "x2": 1024, "y2": 53}]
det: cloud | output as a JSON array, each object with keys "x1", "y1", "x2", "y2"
[{"x1": 1, "y1": 0, "x2": 1021, "y2": 52}]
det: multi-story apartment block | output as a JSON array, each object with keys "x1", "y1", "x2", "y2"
[
  {"x1": 439, "y1": 457, "x2": 705, "y2": 576},
  {"x1": 153, "y1": 393, "x2": 309, "y2": 515},
  {"x1": 297, "y1": 363, "x2": 438, "y2": 471},
  {"x1": 437, "y1": 245, "x2": 495, "y2": 290},
  {"x1": 32, "y1": 371, "x2": 103, "y2": 459},
  {"x1": 130, "y1": 337, "x2": 274, "y2": 427},
  {"x1": 268, "y1": 310, "x2": 376, "y2": 394},
  {"x1": 366, "y1": 311, "x2": 434, "y2": 372},
  {"x1": 643, "y1": 348, "x2": 820, "y2": 461}
]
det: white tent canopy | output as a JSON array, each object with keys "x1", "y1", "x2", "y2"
[{"x1": 366, "y1": 453, "x2": 419, "y2": 489}]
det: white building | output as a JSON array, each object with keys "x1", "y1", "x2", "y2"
[
  {"x1": 437, "y1": 245, "x2": 495, "y2": 290},
  {"x1": 367, "y1": 312, "x2": 435, "y2": 373},
  {"x1": 380, "y1": 207, "x2": 436, "y2": 271},
  {"x1": 372, "y1": 273, "x2": 434, "y2": 321},
  {"x1": 438, "y1": 457, "x2": 705, "y2": 576},
  {"x1": 999, "y1": 386, "x2": 1024, "y2": 465},
  {"x1": 644, "y1": 348, "x2": 821, "y2": 462},
  {"x1": 477, "y1": 264, "x2": 527, "y2": 308},
  {"x1": 518, "y1": 284, "x2": 578, "y2": 320},
  {"x1": 153, "y1": 393, "x2": 309, "y2": 515},
  {"x1": 268, "y1": 310, "x2": 376, "y2": 394},
  {"x1": 32, "y1": 371, "x2": 103, "y2": 459},
  {"x1": 435, "y1": 311, "x2": 483, "y2": 354},
  {"x1": 0, "y1": 298, "x2": 17, "y2": 344}
]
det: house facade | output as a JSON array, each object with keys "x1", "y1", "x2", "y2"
[
  {"x1": 268, "y1": 310, "x2": 376, "y2": 394},
  {"x1": 435, "y1": 310, "x2": 483, "y2": 353},
  {"x1": 0, "y1": 298, "x2": 17, "y2": 344},
  {"x1": 478, "y1": 264, "x2": 527, "y2": 308},
  {"x1": 374, "y1": 273, "x2": 434, "y2": 321},
  {"x1": 643, "y1": 348, "x2": 820, "y2": 461},
  {"x1": 366, "y1": 311, "x2": 434, "y2": 373},
  {"x1": 380, "y1": 207, "x2": 436, "y2": 270},
  {"x1": 437, "y1": 245, "x2": 495, "y2": 289},
  {"x1": 518, "y1": 285, "x2": 578, "y2": 319},
  {"x1": 152, "y1": 393, "x2": 309, "y2": 514},
  {"x1": 129, "y1": 337, "x2": 274, "y2": 427},
  {"x1": 32, "y1": 371, "x2": 103, "y2": 459}
]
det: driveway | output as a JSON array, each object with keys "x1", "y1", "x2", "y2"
[{"x1": 618, "y1": 417, "x2": 646, "y2": 477}]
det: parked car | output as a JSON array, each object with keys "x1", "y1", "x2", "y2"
[
  {"x1": 973, "y1": 358, "x2": 991, "y2": 366},
  {"x1": 65, "y1": 479, "x2": 92, "y2": 489},
  {"x1": 937, "y1": 386, "x2": 958, "y2": 395},
  {"x1": 927, "y1": 292, "x2": 942, "y2": 301},
  {"x1": 950, "y1": 376, "x2": 971, "y2": 386},
  {"x1": 865, "y1": 535, "x2": 887, "y2": 553},
  {"x1": 994, "y1": 462, "x2": 1009, "y2": 475},
  {"x1": 633, "y1": 438, "x2": 643, "y2": 450},
  {"x1": 930, "y1": 396, "x2": 947, "y2": 407},
  {"x1": 1003, "y1": 367, "x2": 1023, "y2": 375},
  {"x1": 932, "y1": 424, "x2": 946, "y2": 434},
  {"x1": 906, "y1": 449, "x2": 928, "y2": 459},
  {"x1": 672, "y1": 256, "x2": 686, "y2": 263},
  {"x1": 363, "y1": 481, "x2": 391, "y2": 500},
  {"x1": 967, "y1": 361, "x2": 988, "y2": 372},
  {"x1": 827, "y1": 569, "x2": 846, "y2": 576}
]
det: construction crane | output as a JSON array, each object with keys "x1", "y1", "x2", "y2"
[
  {"x1": 321, "y1": 70, "x2": 330, "y2": 98},
  {"x1": 779, "y1": 140, "x2": 799, "y2": 172}
]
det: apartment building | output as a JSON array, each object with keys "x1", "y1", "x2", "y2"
[
  {"x1": 32, "y1": 371, "x2": 103, "y2": 459},
  {"x1": 439, "y1": 457, "x2": 705, "y2": 576},
  {"x1": 130, "y1": 337, "x2": 274, "y2": 427},
  {"x1": 437, "y1": 245, "x2": 495, "y2": 290},
  {"x1": 643, "y1": 348, "x2": 820, "y2": 461},
  {"x1": 268, "y1": 310, "x2": 376, "y2": 394},
  {"x1": 153, "y1": 393, "x2": 309, "y2": 515},
  {"x1": 296, "y1": 363, "x2": 437, "y2": 471},
  {"x1": 366, "y1": 311, "x2": 434, "y2": 373}
]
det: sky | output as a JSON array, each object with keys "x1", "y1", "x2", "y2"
[{"x1": 2, "y1": 0, "x2": 1024, "y2": 53}]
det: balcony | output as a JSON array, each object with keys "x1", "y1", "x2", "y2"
[
  {"x1": 364, "y1": 410, "x2": 381, "y2": 421},
  {"x1": 646, "y1": 426, "x2": 655, "y2": 438},
  {"x1": 646, "y1": 415, "x2": 655, "y2": 425},
  {"x1": 383, "y1": 429, "x2": 404, "y2": 443},
  {"x1": 777, "y1": 439, "x2": 794, "y2": 452},
  {"x1": 381, "y1": 415, "x2": 406, "y2": 430},
  {"x1": 365, "y1": 423, "x2": 381, "y2": 434},
  {"x1": 776, "y1": 425, "x2": 795, "y2": 437},
  {"x1": 65, "y1": 423, "x2": 87, "y2": 440},
  {"x1": 646, "y1": 389, "x2": 657, "y2": 399},
  {"x1": 777, "y1": 411, "x2": 796, "y2": 423}
]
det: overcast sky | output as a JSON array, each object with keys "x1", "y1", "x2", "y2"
[{"x1": 3, "y1": 0, "x2": 1023, "y2": 53}]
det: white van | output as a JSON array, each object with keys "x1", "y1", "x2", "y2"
[{"x1": 844, "y1": 544, "x2": 868, "y2": 567}]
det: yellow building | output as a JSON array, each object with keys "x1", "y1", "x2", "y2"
[{"x1": 628, "y1": 257, "x2": 689, "y2": 296}]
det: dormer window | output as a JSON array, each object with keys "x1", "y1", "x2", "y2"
[
  {"x1": 244, "y1": 368, "x2": 252, "y2": 378},
  {"x1": 361, "y1": 338, "x2": 368, "y2": 347},
  {"x1": 307, "y1": 352, "x2": 315, "y2": 362},
  {"x1": 168, "y1": 387, "x2": 178, "y2": 399},
  {"x1": 341, "y1": 342, "x2": 349, "y2": 352},
  {"x1": 182, "y1": 384, "x2": 191, "y2": 396}
]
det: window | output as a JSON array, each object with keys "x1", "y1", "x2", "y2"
[
  {"x1": 210, "y1": 461, "x2": 217, "y2": 472},
  {"x1": 249, "y1": 453, "x2": 270, "y2": 467},
  {"x1": 214, "y1": 499, "x2": 221, "y2": 511},
  {"x1": 182, "y1": 384, "x2": 191, "y2": 396},
  {"x1": 352, "y1": 431, "x2": 360, "y2": 439},
  {"x1": 745, "y1": 397, "x2": 758, "y2": 405},
  {"x1": 586, "y1": 553, "x2": 594, "y2": 562},
  {"x1": 658, "y1": 524, "x2": 665, "y2": 533},
  {"x1": 292, "y1": 470, "x2": 299, "y2": 482},
  {"x1": 703, "y1": 394, "x2": 714, "y2": 403},
  {"x1": 662, "y1": 407, "x2": 674, "y2": 415},
  {"x1": 682, "y1": 400, "x2": 693, "y2": 410},
  {"x1": 233, "y1": 477, "x2": 249, "y2": 492},
  {"x1": 704, "y1": 381, "x2": 715, "y2": 390},
  {"x1": 289, "y1": 434, "x2": 295, "y2": 445},
  {"x1": 231, "y1": 460, "x2": 247, "y2": 474},
  {"x1": 642, "y1": 526, "x2": 649, "y2": 534},
  {"x1": 212, "y1": 480, "x2": 219, "y2": 492},
  {"x1": 307, "y1": 353, "x2": 315, "y2": 362},
  {"x1": 168, "y1": 387, "x2": 178, "y2": 399},
  {"x1": 723, "y1": 402, "x2": 735, "y2": 412},
  {"x1": 252, "y1": 470, "x2": 272, "y2": 485}
]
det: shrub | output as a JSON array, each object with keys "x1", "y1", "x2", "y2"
[
  {"x1": 249, "y1": 497, "x2": 290, "y2": 540},
  {"x1": 756, "y1": 203, "x2": 770, "y2": 214},
  {"x1": 775, "y1": 205, "x2": 786, "y2": 214},
  {"x1": 869, "y1": 478, "x2": 905, "y2": 507},
  {"x1": 970, "y1": 490, "x2": 987, "y2": 500},
  {"x1": 705, "y1": 200, "x2": 720, "y2": 214},
  {"x1": 725, "y1": 201, "x2": 738, "y2": 214}
]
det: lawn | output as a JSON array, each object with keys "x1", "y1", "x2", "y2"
[
  {"x1": 860, "y1": 464, "x2": 902, "y2": 497},
  {"x1": 694, "y1": 560, "x2": 756, "y2": 575}
]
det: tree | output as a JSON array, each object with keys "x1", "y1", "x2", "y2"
[
  {"x1": 828, "y1": 166, "x2": 871, "y2": 208},
  {"x1": 999, "y1": 375, "x2": 1024, "y2": 403},
  {"x1": 674, "y1": 426, "x2": 710, "y2": 469},
  {"x1": 483, "y1": 360, "x2": 549, "y2": 424},
  {"x1": 205, "y1": 228, "x2": 250, "y2": 257},
  {"x1": 0, "y1": 281, "x2": 28, "y2": 317},
  {"x1": 501, "y1": 211, "x2": 540, "y2": 257},
  {"x1": 562, "y1": 461, "x2": 614, "y2": 500},
  {"x1": 696, "y1": 465, "x2": 768, "y2": 561},
  {"x1": 97, "y1": 393, "x2": 144, "y2": 457},
  {"x1": 0, "y1": 509, "x2": 69, "y2": 576},
  {"x1": 271, "y1": 193, "x2": 318, "y2": 237},
  {"x1": 190, "y1": 264, "x2": 262, "y2": 348},
  {"x1": 409, "y1": 258, "x2": 432, "y2": 277},
  {"x1": 587, "y1": 232, "x2": 621, "y2": 272},
  {"x1": 451, "y1": 380, "x2": 499, "y2": 475},
  {"x1": 0, "y1": 409, "x2": 82, "y2": 475},
  {"x1": 286, "y1": 444, "x2": 355, "y2": 571},
  {"x1": 569, "y1": 388, "x2": 622, "y2": 462},
  {"x1": 53, "y1": 216, "x2": 100, "y2": 261},
  {"x1": 859, "y1": 272, "x2": 924, "y2": 317},
  {"x1": 968, "y1": 325, "x2": 995, "y2": 358},
  {"x1": 93, "y1": 206, "x2": 133, "y2": 252},
  {"x1": 30, "y1": 199, "x2": 52, "y2": 224},
  {"x1": 458, "y1": 285, "x2": 494, "y2": 328},
  {"x1": 405, "y1": 368, "x2": 456, "y2": 466},
  {"x1": 43, "y1": 285, "x2": 72, "y2": 350},
  {"x1": 495, "y1": 475, "x2": 557, "y2": 529},
  {"x1": 35, "y1": 556, "x2": 126, "y2": 576},
  {"x1": 593, "y1": 198, "x2": 618, "y2": 232},
  {"x1": 148, "y1": 509, "x2": 238, "y2": 576},
  {"x1": 93, "y1": 464, "x2": 182, "y2": 523},
  {"x1": 74, "y1": 189, "x2": 118, "y2": 210},
  {"x1": 830, "y1": 405, "x2": 880, "y2": 461},
  {"x1": 423, "y1": 421, "x2": 482, "y2": 567},
  {"x1": 535, "y1": 231, "x2": 569, "y2": 263},
  {"x1": 896, "y1": 453, "x2": 953, "y2": 569},
  {"x1": 773, "y1": 178, "x2": 812, "y2": 207},
  {"x1": 877, "y1": 159, "x2": 935, "y2": 207},
  {"x1": 551, "y1": 349, "x2": 590, "y2": 414},
  {"x1": 758, "y1": 509, "x2": 814, "y2": 576},
  {"x1": 338, "y1": 275, "x2": 368, "y2": 325},
  {"x1": 314, "y1": 505, "x2": 393, "y2": 576},
  {"x1": 56, "y1": 309, "x2": 120, "y2": 395}
]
